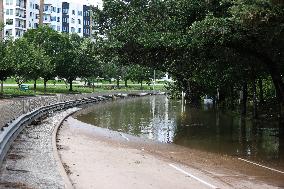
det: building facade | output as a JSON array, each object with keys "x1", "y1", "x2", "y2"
[{"x1": 1, "y1": 0, "x2": 95, "y2": 39}]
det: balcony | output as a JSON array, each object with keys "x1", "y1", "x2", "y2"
[
  {"x1": 15, "y1": 10, "x2": 26, "y2": 20},
  {"x1": 16, "y1": 0, "x2": 26, "y2": 10}
]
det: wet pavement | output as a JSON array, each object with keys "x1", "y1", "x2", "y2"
[
  {"x1": 0, "y1": 108, "x2": 79, "y2": 189},
  {"x1": 59, "y1": 117, "x2": 284, "y2": 189},
  {"x1": 77, "y1": 95, "x2": 284, "y2": 172}
]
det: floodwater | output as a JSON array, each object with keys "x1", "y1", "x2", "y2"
[{"x1": 76, "y1": 95, "x2": 284, "y2": 171}]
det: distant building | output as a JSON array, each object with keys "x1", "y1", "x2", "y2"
[{"x1": 1, "y1": 0, "x2": 99, "y2": 39}]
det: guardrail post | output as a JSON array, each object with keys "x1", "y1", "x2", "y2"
[{"x1": 22, "y1": 99, "x2": 25, "y2": 114}]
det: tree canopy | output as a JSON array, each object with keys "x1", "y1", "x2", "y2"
[{"x1": 93, "y1": 0, "x2": 284, "y2": 113}]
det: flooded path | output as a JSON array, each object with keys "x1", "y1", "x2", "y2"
[
  {"x1": 76, "y1": 95, "x2": 284, "y2": 171},
  {"x1": 58, "y1": 117, "x2": 284, "y2": 188}
]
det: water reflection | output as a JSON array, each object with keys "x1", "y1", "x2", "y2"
[{"x1": 76, "y1": 95, "x2": 284, "y2": 170}]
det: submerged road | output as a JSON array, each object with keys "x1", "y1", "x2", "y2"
[
  {"x1": 0, "y1": 107, "x2": 283, "y2": 188},
  {"x1": 58, "y1": 117, "x2": 284, "y2": 189}
]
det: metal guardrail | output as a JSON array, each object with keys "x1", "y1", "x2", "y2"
[
  {"x1": 0, "y1": 95, "x2": 104, "y2": 165},
  {"x1": 0, "y1": 91, "x2": 161, "y2": 165}
]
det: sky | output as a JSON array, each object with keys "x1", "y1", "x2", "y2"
[{"x1": 69, "y1": 0, "x2": 103, "y2": 7}]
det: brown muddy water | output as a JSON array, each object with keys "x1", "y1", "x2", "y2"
[{"x1": 76, "y1": 95, "x2": 284, "y2": 171}]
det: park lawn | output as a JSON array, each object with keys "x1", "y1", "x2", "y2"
[
  {"x1": 3, "y1": 78, "x2": 65, "y2": 85},
  {"x1": 1, "y1": 84, "x2": 166, "y2": 98}
]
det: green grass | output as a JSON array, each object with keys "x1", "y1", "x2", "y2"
[
  {"x1": 3, "y1": 78, "x2": 64, "y2": 85},
  {"x1": 0, "y1": 83, "x2": 166, "y2": 98}
]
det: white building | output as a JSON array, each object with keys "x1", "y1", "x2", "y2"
[{"x1": 1, "y1": 0, "x2": 101, "y2": 39}]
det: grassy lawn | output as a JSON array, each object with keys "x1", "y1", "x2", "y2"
[{"x1": 0, "y1": 83, "x2": 166, "y2": 98}]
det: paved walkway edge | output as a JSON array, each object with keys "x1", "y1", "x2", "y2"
[{"x1": 52, "y1": 109, "x2": 80, "y2": 189}]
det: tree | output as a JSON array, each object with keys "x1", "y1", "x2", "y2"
[
  {"x1": 24, "y1": 26, "x2": 63, "y2": 93},
  {"x1": 5, "y1": 38, "x2": 51, "y2": 94},
  {"x1": 93, "y1": 0, "x2": 284, "y2": 113},
  {"x1": 128, "y1": 65, "x2": 153, "y2": 89},
  {"x1": 56, "y1": 34, "x2": 96, "y2": 91},
  {"x1": 0, "y1": 39, "x2": 13, "y2": 95}
]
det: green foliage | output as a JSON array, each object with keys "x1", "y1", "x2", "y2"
[
  {"x1": 93, "y1": 0, "x2": 284, "y2": 109},
  {"x1": 0, "y1": 39, "x2": 12, "y2": 82}
]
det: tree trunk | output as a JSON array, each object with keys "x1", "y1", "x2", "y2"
[
  {"x1": 140, "y1": 81, "x2": 143, "y2": 90},
  {"x1": 230, "y1": 86, "x2": 234, "y2": 110},
  {"x1": 34, "y1": 79, "x2": 37, "y2": 95},
  {"x1": 0, "y1": 79, "x2": 3, "y2": 96},
  {"x1": 44, "y1": 79, "x2": 47, "y2": 95},
  {"x1": 183, "y1": 80, "x2": 201, "y2": 105},
  {"x1": 258, "y1": 79, "x2": 264, "y2": 105},
  {"x1": 69, "y1": 79, "x2": 73, "y2": 92},
  {"x1": 265, "y1": 59, "x2": 284, "y2": 121},
  {"x1": 92, "y1": 79, "x2": 95, "y2": 93},
  {"x1": 241, "y1": 82, "x2": 248, "y2": 115},
  {"x1": 253, "y1": 80, "x2": 258, "y2": 119},
  {"x1": 125, "y1": 80, "x2": 128, "y2": 87},
  {"x1": 116, "y1": 77, "x2": 120, "y2": 88}
]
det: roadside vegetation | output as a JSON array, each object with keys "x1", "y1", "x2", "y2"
[
  {"x1": 0, "y1": 0, "x2": 283, "y2": 124},
  {"x1": 0, "y1": 27, "x2": 167, "y2": 97},
  {"x1": 92, "y1": 0, "x2": 284, "y2": 121}
]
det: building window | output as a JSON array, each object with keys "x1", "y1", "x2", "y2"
[
  {"x1": 5, "y1": 29, "x2": 12, "y2": 36},
  {"x1": 6, "y1": 19, "x2": 13, "y2": 25},
  {"x1": 78, "y1": 28, "x2": 81, "y2": 33},
  {"x1": 63, "y1": 8, "x2": 69, "y2": 14},
  {"x1": 84, "y1": 11, "x2": 90, "y2": 17},
  {"x1": 44, "y1": 15, "x2": 49, "y2": 21},
  {"x1": 57, "y1": 8, "x2": 61, "y2": 13},
  {"x1": 51, "y1": 16, "x2": 56, "y2": 21},
  {"x1": 63, "y1": 17, "x2": 69, "y2": 23},
  {"x1": 78, "y1": 19, "x2": 81, "y2": 24},
  {"x1": 78, "y1": 11, "x2": 82, "y2": 16},
  {"x1": 71, "y1": 27, "x2": 75, "y2": 33},
  {"x1": 50, "y1": 25, "x2": 56, "y2": 30},
  {"x1": 71, "y1": 18, "x2": 75, "y2": 24},
  {"x1": 6, "y1": 9, "x2": 14, "y2": 15},
  {"x1": 35, "y1": 4, "x2": 39, "y2": 10},
  {"x1": 72, "y1": 10, "x2": 75, "y2": 15},
  {"x1": 57, "y1": 17, "x2": 60, "y2": 22},
  {"x1": 6, "y1": 0, "x2": 13, "y2": 6},
  {"x1": 57, "y1": 26, "x2": 61, "y2": 31},
  {"x1": 44, "y1": 5, "x2": 48, "y2": 11}
]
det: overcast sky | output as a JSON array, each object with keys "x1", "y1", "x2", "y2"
[{"x1": 69, "y1": 0, "x2": 103, "y2": 7}]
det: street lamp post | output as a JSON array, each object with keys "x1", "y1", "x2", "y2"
[
  {"x1": 0, "y1": 0, "x2": 4, "y2": 40},
  {"x1": 153, "y1": 70, "x2": 156, "y2": 91},
  {"x1": 39, "y1": 0, "x2": 44, "y2": 26}
]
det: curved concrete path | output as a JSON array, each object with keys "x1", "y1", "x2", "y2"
[{"x1": 57, "y1": 117, "x2": 283, "y2": 189}]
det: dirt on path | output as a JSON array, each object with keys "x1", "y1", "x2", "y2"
[{"x1": 57, "y1": 117, "x2": 284, "y2": 189}]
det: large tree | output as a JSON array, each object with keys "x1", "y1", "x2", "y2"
[
  {"x1": 24, "y1": 26, "x2": 63, "y2": 93},
  {"x1": 93, "y1": 0, "x2": 284, "y2": 113}
]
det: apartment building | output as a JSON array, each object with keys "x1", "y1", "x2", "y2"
[{"x1": 1, "y1": 0, "x2": 96, "y2": 39}]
